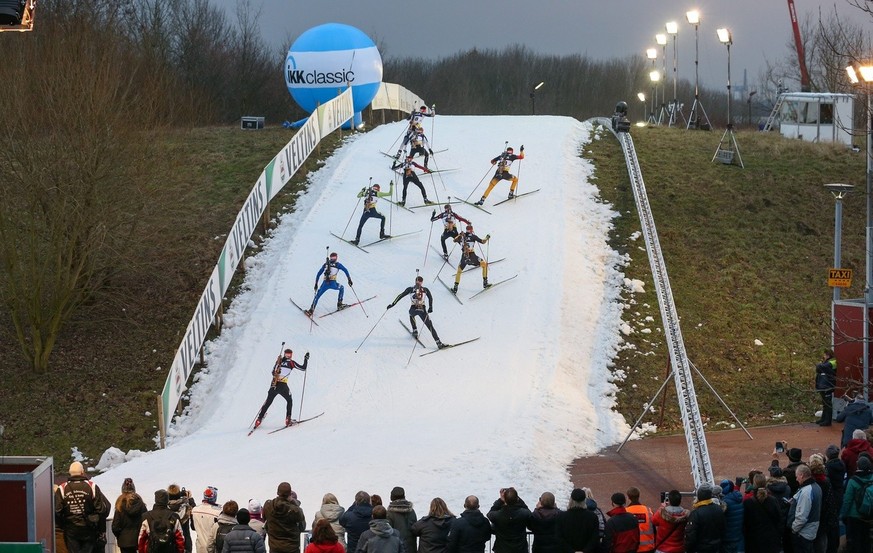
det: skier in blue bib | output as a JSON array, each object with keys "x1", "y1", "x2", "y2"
[{"x1": 305, "y1": 252, "x2": 352, "y2": 316}]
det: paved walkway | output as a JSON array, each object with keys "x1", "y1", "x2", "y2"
[{"x1": 569, "y1": 422, "x2": 844, "y2": 505}]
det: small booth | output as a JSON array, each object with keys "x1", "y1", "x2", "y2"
[
  {"x1": 773, "y1": 92, "x2": 854, "y2": 146},
  {"x1": 0, "y1": 457, "x2": 54, "y2": 553}
]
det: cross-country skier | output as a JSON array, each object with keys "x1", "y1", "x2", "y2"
[
  {"x1": 396, "y1": 106, "x2": 435, "y2": 158},
  {"x1": 408, "y1": 127, "x2": 433, "y2": 168},
  {"x1": 430, "y1": 204, "x2": 471, "y2": 260},
  {"x1": 305, "y1": 252, "x2": 352, "y2": 316},
  {"x1": 391, "y1": 155, "x2": 433, "y2": 207},
  {"x1": 475, "y1": 145, "x2": 525, "y2": 205},
  {"x1": 253, "y1": 349, "x2": 309, "y2": 429},
  {"x1": 387, "y1": 275, "x2": 446, "y2": 348},
  {"x1": 352, "y1": 181, "x2": 394, "y2": 245},
  {"x1": 451, "y1": 224, "x2": 490, "y2": 293}
]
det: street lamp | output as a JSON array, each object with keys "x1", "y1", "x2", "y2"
[
  {"x1": 665, "y1": 21, "x2": 680, "y2": 127},
  {"x1": 825, "y1": 184, "x2": 854, "y2": 339},
  {"x1": 846, "y1": 62, "x2": 873, "y2": 400},
  {"x1": 656, "y1": 33, "x2": 668, "y2": 124},
  {"x1": 637, "y1": 92, "x2": 647, "y2": 125},
  {"x1": 646, "y1": 48, "x2": 658, "y2": 122},
  {"x1": 712, "y1": 27, "x2": 743, "y2": 167},
  {"x1": 685, "y1": 10, "x2": 711, "y2": 130},
  {"x1": 530, "y1": 81, "x2": 545, "y2": 115}
]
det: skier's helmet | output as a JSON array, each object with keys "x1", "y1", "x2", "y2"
[
  {"x1": 466, "y1": 224, "x2": 474, "y2": 232},
  {"x1": 420, "y1": 106, "x2": 427, "y2": 111},
  {"x1": 284, "y1": 348, "x2": 292, "y2": 355},
  {"x1": 406, "y1": 154, "x2": 414, "y2": 160},
  {"x1": 444, "y1": 204, "x2": 452, "y2": 212},
  {"x1": 372, "y1": 183, "x2": 381, "y2": 191},
  {"x1": 506, "y1": 147, "x2": 514, "y2": 153},
  {"x1": 329, "y1": 252, "x2": 338, "y2": 261},
  {"x1": 415, "y1": 276, "x2": 424, "y2": 283}
]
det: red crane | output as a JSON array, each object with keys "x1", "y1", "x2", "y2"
[{"x1": 786, "y1": 0, "x2": 812, "y2": 91}]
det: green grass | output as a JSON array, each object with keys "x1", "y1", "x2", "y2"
[
  {"x1": 586, "y1": 124, "x2": 866, "y2": 432},
  {"x1": 0, "y1": 122, "x2": 866, "y2": 466}
]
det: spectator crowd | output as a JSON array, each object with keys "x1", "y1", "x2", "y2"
[{"x1": 53, "y1": 431, "x2": 873, "y2": 553}]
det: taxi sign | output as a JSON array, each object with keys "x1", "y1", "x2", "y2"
[{"x1": 828, "y1": 268, "x2": 853, "y2": 288}]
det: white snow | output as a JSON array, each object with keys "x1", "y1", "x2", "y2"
[{"x1": 94, "y1": 115, "x2": 632, "y2": 523}]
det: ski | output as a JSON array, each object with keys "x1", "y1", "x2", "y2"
[
  {"x1": 493, "y1": 189, "x2": 542, "y2": 206},
  {"x1": 469, "y1": 274, "x2": 519, "y2": 299},
  {"x1": 408, "y1": 200, "x2": 463, "y2": 210},
  {"x1": 456, "y1": 198, "x2": 493, "y2": 215},
  {"x1": 329, "y1": 232, "x2": 370, "y2": 253},
  {"x1": 430, "y1": 244, "x2": 452, "y2": 262},
  {"x1": 362, "y1": 229, "x2": 421, "y2": 248},
  {"x1": 430, "y1": 246, "x2": 505, "y2": 272},
  {"x1": 419, "y1": 337, "x2": 480, "y2": 356},
  {"x1": 382, "y1": 198, "x2": 415, "y2": 213},
  {"x1": 289, "y1": 298, "x2": 321, "y2": 326},
  {"x1": 267, "y1": 412, "x2": 326, "y2": 434},
  {"x1": 318, "y1": 296, "x2": 376, "y2": 318},
  {"x1": 437, "y1": 275, "x2": 464, "y2": 305},
  {"x1": 398, "y1": 319, "x2": 428, "y2": 348}
]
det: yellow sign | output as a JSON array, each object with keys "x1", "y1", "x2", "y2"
[{"x1": 828, "y1": 268, "x2": 853, "y2": 288}]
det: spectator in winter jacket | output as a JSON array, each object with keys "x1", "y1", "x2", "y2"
[
  {"x1": 581, "y1": 488, "x2": 606, "y2": 543},
  {"x1": 787, "y1": 465, "x2": 822, "y2": 553},
  {"x1": 815, "y1": 349, "x2": 837, "y2": 426},
  {"x1": 651, "y1": 490, "x2": 689, "y2": 553},
  {"x1": 387, "y1": 487, "x2": 418, "y2": 553},
  {"x1": 168, "y1": 484, "x2": 196, "y2": 553},
  {"x1": 138, "y1": 489, "x2": 185, "y2": 553},
  {"x1": 840, "y1": 455, "x2": 873, "y2": 553},
  {"x1": 446, "y1": 496, "x2": 492, "y2": 553},
  {"x1": 209, "y1": 501, "x2": 239, "y2": 553},
  {"x1": 411, "y1": 498, "x2": 455, "y2": 553},
  {"x1": 313, "y1": 493, "x2": 346, "y2": 548},
  {"x1": 305, "y1": 518, "x2": 345, "y2": 553},
  {"x1": 54, "y1": 461, "x2": 111, "y2": 553},
  {"x1": 624, "y1": 487, "x2": 654, "y2": 553},
  {"x1": 526, "y1": 492, "x2": 562, "y2": 553},
  {"x1": 112, "y1": 478, "x2": 148, "y2": 553},
  {"x1": 264, "y1": 482, "x2": 307, "y2": 553},
  {"x1": 684, "y1": 485, "x2": 724, "y2": 553},
  {"x1": 554, "y1": 488, "x2": 599, "y2": 553},
  {"x1": 841, "y1": 430, "x2": 873, "y2": 477},
  {"x1": 601, "y1": 492, "x2": 639, "y2": 553},
  {"x1": 836, "y1": 394, "x2": 873, "y2": 447},
  {"x1": 742, "y1": 474, "x2": 782, "y2": 553},
  {"x1": 487, "y1": 488, "x2": 532, "y2": 553},
  {"x1": 718, "y1": 480, "x2": 744, "y2": 553},
  {"x1": 246, "y1": 500, "x2": 266, "y2": 538},
  {"x1": 823, "y1": 445, "x2": 845, "y2": 553},
  {"x1": 361, "y1": 510, "x2": 405, "y2": 553},
  {"x1": 191, "y1": 487, "x2": 222, "y2": 553},
  {"x1": 221, "y1": 509, "x2": 266, "y2": 553},
  {"x1": 775, "y1": 448, "x2": 807, "y2": 496},
  {"x1": 340, "y1": 491, "x2": 374, "y2": 553},
  {"x1": 809, "y1": 454, "x2": 838, "y2": 553}
]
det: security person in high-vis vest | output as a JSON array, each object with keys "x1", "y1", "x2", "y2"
[{"x1": 625, "y1": 487, "x2": 655, "y2": 553}]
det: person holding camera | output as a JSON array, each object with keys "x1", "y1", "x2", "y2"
[
  {"x1": 487, "y1": 487, "x2": 531, "y2": 553},
  {"x1": 815, "y1": 349, "x2": 837, "y2": 426}
]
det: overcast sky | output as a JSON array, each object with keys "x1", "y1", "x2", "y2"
[{"x1": 216, "y1": 0, "x2": 863, "y2": 96}]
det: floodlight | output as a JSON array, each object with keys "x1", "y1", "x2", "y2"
[
  {"x1": 686, "y1": 10, "x2": 700, "y2": 25},
  {"x1": 650, "y1": 70, "x2": 660, "y2": 82},
  {"x1": 717, "y1": 28, "x2": 732, "y2": 45},
  {"x1": 534, "y1": 81, "x2": 545, "y2": 91},
  {"x1": 666, "y1": 21, "x2": 678, "y2": 35},
  {"x1": 824, "y1": 183, "x2": 854, "y2": 196},
  {"x1": 656, "y1": 33, "x2": 667, "y2": 45},
  {"x1": 637, "y1": 92, "x2": 646, "y2": 102},
  {"x1": 647, "y1": 48, "x2": 657, "y2": 60}
]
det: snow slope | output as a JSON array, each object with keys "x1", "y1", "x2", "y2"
[{"x1": 94, "y1": 115, "x2": 631, "y2": 522}]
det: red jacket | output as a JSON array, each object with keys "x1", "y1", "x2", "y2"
[
  {"x1": 603, "y1": 507, "x2": 640, "y2": 553},
  {"x1": 842, "y1": 439, "x2": 873, "y2": 477},
  {"x1": 652, "y1": 506, "x2": 690, "y2": 553}
]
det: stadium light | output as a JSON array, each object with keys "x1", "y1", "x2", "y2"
[
  {"x1": 665, "y1": 21, "x2": 680, "y2": 126},
  {"x1": 846, "y1": 62, "x2": 873, "y2": 400},
  {"x1": 712, "y1": 27, "x2": 743, "y2": 168},
  {"x1": 685, "y1": 10, "x2": 710, "y2": 129},
  {"x1": 530, "y1": 81, "x2": 545, "y2": 115},
  {"x1": 656, "y1": 34, "x2": 668, "y2": 124}
]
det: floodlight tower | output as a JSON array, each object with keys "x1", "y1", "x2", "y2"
[
  {"x1": 665, "y1": 21, "x2": 684, "y2": 127},
  {"x1": 646, "y1": 48, "x2": 658, "y2": 123},
  {"x1": 685, "y1": 10, "x2": 711, "y2": 130},
  {"x1": 712, "y1": 28, "x2": 743, "y2": 168},
  {"x1": 656, "y1": 33, "x2": 668, "y2": 124},
  {"x1": 649, "y1": 70, "x2": 661, "y2": 125}
]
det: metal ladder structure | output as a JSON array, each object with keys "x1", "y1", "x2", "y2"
[
  {"x1": 601, "y1": 120, "x2": 715, "y2": 489},
  {"x1": 762, "y1": 94, "x2": 785, "y2": 132}
]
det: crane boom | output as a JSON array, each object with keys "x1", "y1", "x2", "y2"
[{"x1": 786, "y1": 0, "x2": 811, "y2": 91}]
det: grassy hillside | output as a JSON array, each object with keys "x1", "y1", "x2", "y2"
[
  {"x1": 586, "y1": 124, "x2": 867, "y2": 432},
  {"x1": 0, "y1": 122, "x2": 865, "y2": 468}
]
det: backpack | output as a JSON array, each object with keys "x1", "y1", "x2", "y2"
[
  {"x1": 149, "y1": 512, "x2": 178, "y2": 553},
  {"x1": 214, "y1": 521, "x2": 235, "y2": 553},
  {"x1": 852, "y1": 477, "x2": 873, "y2": 522}
]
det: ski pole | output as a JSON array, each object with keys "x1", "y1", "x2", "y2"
[
  {"x1": 249, "y1": 341, "x2": 285, "y2": 428},
  {"x1": 514, "y1": 146, "x2": 524, "y2": 196},
  {"x1": 355, "y1": 308, "x2": 388, "y2": 353},
  {"x1": 464, "y1": 164, "x2": 497, "y2": 204},
  {"x1": 405, "y1": 333, "x2": 419, "y2": 368},
  {"x1": 340, "y1": 188, "x2": 364, "y2": 238},
  {"x1": 298, "y1": 352, "x2": 310, "y2": 420},
  {"x1": 431, "y1": 241, "x2": 459, "y2": 283},
  {"x1": 348, "y1": 281, "x2": 368, "y2": 318}
]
